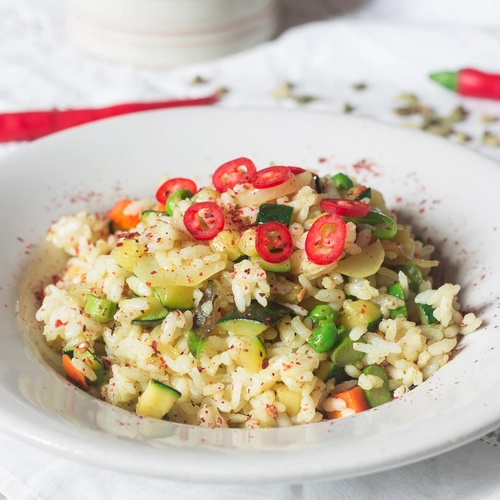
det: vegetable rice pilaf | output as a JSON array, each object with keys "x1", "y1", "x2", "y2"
[{"x1": 35, "y1": 157, "x2": 482, "y2": 427}]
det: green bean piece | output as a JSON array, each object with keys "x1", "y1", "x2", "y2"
[
  {"x1": 308, "y1": 320, "x2": 338, "y2": 353},
  {"x1": 166, "y1": 189, "x2": 194, "y2": 216},
  {"x1": 331, "y1": 173, "x2": 354, "y2": 191}
]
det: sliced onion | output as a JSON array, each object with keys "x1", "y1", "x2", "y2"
[
  {"x1": 235, "y1": 171, "x2": 312, "y2": 206},
  {"x1": 334, "y1": 239, "x2": 385, "y2": 278}
]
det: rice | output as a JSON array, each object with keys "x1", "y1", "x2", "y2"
[{"x1": 35, "y1": 159, "x2": 483, "y2": 428}]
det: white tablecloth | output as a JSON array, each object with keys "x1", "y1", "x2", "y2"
[{"x1": 2, "y1": 1, "x2": 500, "y2": 498}]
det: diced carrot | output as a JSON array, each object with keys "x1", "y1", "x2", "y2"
[
  {"x1": 107, "y1": 199, "x2": 140, "y2": 230},
  {"x1": 155, "y1": 203, "x2": 166, "y2": 212},
  {"x1": 326, "y1": 386, "x2": 369, "y2": 419},
  {"x1": 62, "y1": 353, "x2": 88, "y2": 390}
]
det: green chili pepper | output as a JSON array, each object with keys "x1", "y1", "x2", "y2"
[
  {"x1": 306, "y1": 304, "x2": 338, "y2": 326},
  {"x1": 166, "y1": 189, "x2": 194, "y2": 216},
  {"x1": 331, "y1": 173, "x2": 353, "y2": 191},
  {"x1": 308, "y1": 320, "x2": 339, "y2": 353},
  {"x1": 344, "y1": 210, "x2": 397, "y2": 240}
]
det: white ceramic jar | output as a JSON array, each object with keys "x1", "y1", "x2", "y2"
[{"x1": 67, "y1": 0, "x2": 280, "y2": 68}]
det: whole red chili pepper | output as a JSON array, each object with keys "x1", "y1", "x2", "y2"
[
  {"x1": 0, "y1": 94, "x2": 219, "y2": 143},
  {"x1": 430, "y1": 68, "x2": 500, "y2": 100}
]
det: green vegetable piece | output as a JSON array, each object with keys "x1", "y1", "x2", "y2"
[
  {"x1": 140, "y1": 210, "x2": 168, "y2": 225},
  {"x1": 414, "y1": 234, "x2": 425, "y2": 244},
  {"x1": 188, "y1": 330, "x2": 207, "y2": 360},
  {"x1": 217, "y1": 301, "x2": 292, "y2": 337},
  {"x1": 165, "y1": 189, "x2": 194, "y2": 216},
  {"x1": 387, "y1": 282, "x2": 408, "y2": 319},
  {"x1": 306, "y1": 304, "x2": 338, "y2": 327},
  {"x1": 250, "y1": 255, "x2": 291, "y2": 273},
  {"x1": 398, "y1": 264, "x2": 423, "y2": 293},
  {"x1": 417, "y1": 303, "x2": 438, "y2": 325},
  {"x1": 84, "y1": 294, "x2": 118, "y2": 323},
  {"x1": 313, "y1": 174, "x2": 322, "y2": 194},
  {"x1": 330, "y1": 331, "x2": 366, "y2": 367},
  {"x1": 316, "y1": 360, "x2": 348, "y2": 383},
  {"x1": 131, "y1": 295, "x2": 169, "y2": 326},
  {"x1": 154, "y1": 285, "x2": 194, "y2": 310},
  {"x1": 73, "y1": 348, "x2": 106, "y2": 386},
  {"x1": 308, "y1": 320, "x2": 338, "y2": 353},
  {"x1": 256, "y1": 204, "x2": 294, "y2": 226},
  {"x1": 332, "y1": 173, "x2": 353, "y2": 190},
  {"x1": 344, "y1": 210, "x2": 397, "y2": 240},
  {"x1": 136, "y1": 379, "x2": 181, "y2": 419},
  {"x1": 355, "y1": 187, "x2": 371, "y2": 201},
  {"x1": 362, "y1": 365, "x2": 392, "y2": 408}
]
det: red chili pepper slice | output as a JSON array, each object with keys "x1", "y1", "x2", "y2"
[
  {"x1": 252, "y1": 166, "x2": 292, "y2": 189},
  {"x1": 288, "y1": 166, "x2": 306, "y2": 175},
  {"x1": 255, "y1": 222, "x2": 294, "y2": 263},
  {"x1": 320, "y1": 198, "x2": 370, "y2": 218},
  {"x1": 305, "y1": 213, "x2": 346, "y2": 265},
  {"x1": 156, "y1": 178, "x2": 197, "y2": 204},
  {"x1": 212, "y1": 157, "x2": 257, "y2": 193},
  {"x1": 183, "y1": 201, "x2": 225, "y2": 241}
]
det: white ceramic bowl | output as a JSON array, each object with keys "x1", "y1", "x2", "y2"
[
  {"x1": 67, "y1": 0, "x2": 279, "y2": 67},
  {"x1": 1, "y1": 108, "x2": 499, "y2": 483}
]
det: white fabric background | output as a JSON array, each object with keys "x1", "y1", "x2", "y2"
[{"x1": 2, "y1": 1, "x2": 500, "y2": 498}]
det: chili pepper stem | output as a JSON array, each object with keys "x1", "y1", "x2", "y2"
[{"x1": 429, "y1": 71, "x2": 459, "y2": 92}]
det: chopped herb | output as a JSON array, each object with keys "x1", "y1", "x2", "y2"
[
  {"x1": 393, "y1": 106, "x2": 421, "y2": 116},
  {"x1": 270, "y1": 82, "x2": 295, "y2": 99},
  {"x1": 479, "y1": 115, "x2": 499, "y2": 124},
  {"x1": 454, "y1": 131, "x2": 472, "y2": 143},
  {"x1": 342, "y1": 102, "x2": 354, "y2": 114},
  {"x1": 482, "y1": 131, "x2": 500, "y2": 147},
  {"x1": 447, "y1": 106, "x2": 468, "y2": 124},
  {"x1": 215, "y1": 86, "x2": 230, "y2": 96},
  {"x1": 191, "y1": 75, "x2": 209, "y2": 85},
  {"x1": 293, "y1": 95, "x2": 318, "y2": 105},
  {"x1": 351, "y1": 82, "x2": 367, "y2": 91}
]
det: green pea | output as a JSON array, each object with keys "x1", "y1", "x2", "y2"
[
  {"x1": 306, "y1": 304, "x2": 337, "y2": 327},
  {"x1": 331, "y1": 173, "x2": 353, "y2": 191},
  {"x1": 308, "y1": 320, "x2": 338, "y2": 353},
  {"x1": 166, "y1": 189, "x2": 194, "y2": 216}
]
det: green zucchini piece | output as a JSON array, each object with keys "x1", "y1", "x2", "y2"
[
  {"x1": 339, "y1": 300, "x2": 382, "y2": 332},
  {"x1": 362, "y1": 365, "x2": 392, "y2": 408},
  {"x1": 250, "y1": 255, "x2": 291, "y2": 273},
  {"x1": 387, "y1": 282, "x2": 408, "y2": 319},
  {"x1": 74, "y1": 348, "x2": 105, "y2": 386},
  {"x1": 330, "y1": 331, "x2": 367, "y2": 367},
  {"x1": 84, "y1": 294, "x2": 118, "y2": 323},
  {"x1": 355, "y1": 187, "x2": 371, "y2": 201},
  {"x1": 238, "y1": 336, "x2": 267, "y2": 373},
  {"x1": 131, "y1": 295, "x2": 169, "y2": 327},
  {"x1": 315, "y1": 360, "x2": 350, "y2": 383},
  {"x1": 217, "y1": 301, "x2": 292, "y2": 337},
  {"x1": 136, "y1": 379, "x2": 181, "y2": 419},
  {"x1": 417, "y1": 303, "x2": 438, "y2": 325},
  {"x1": 257, "y1": 204, "x2": 293, "y2": 226},
  {"x1": 154, "y1": 285, "x2": 194, "y2": 310}
]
